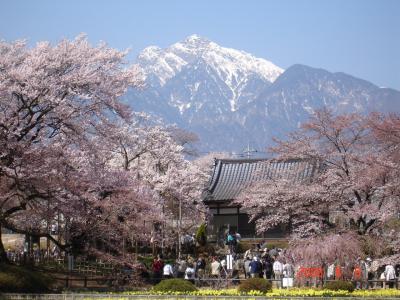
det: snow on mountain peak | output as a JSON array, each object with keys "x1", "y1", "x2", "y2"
[
  {"x1": 129, "y1": 40, "x2": 400, "y2": 152},
  {"x1": 137, "y1": 35, "x2": 284, "y2": 112},
  {"x1": 170, "y1": 35, "x2": 283, "y2": 83},
  {"x1": 138, "y1": 35, "x2": 283, "y2": 86},
  {"x1": 138, "y1": 45, "x2": 187, "y2": 86},
  {"x1": 182, "y1": 34, "x2": 211, "y2": 45}
]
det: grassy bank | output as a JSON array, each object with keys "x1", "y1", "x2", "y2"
[{"x1": 0, "y1": 263, "x2": 53, "y2": 293}]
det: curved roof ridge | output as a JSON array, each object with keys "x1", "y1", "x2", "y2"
[{"x1": 203, "y1": 157, "x2": 316, "y2": 202}]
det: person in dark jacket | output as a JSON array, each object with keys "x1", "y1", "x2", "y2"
[
  {"x1": 195, "y1": 255, "x2": 206, "y2": 284},
  {"x1": 152, "y1": 255, "x2": 164, "y2": 284},
  {"x1": 249, "y1": 256, "x2": 262, "y2": 278},
  {"x1": 263, "y1": 255, "x2": 274, "y2": 280}
]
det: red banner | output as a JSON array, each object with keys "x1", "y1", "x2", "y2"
[{"x1": 297, "y1": 267, "x2": 324, "y2": 279}]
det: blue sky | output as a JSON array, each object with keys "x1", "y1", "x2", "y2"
[{"x1": 1, "y1": 0, "x2": 399, "y2": 89}]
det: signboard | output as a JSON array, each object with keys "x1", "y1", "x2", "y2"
[{"x1": 226, "y1": 254, "x2": 233, "y2": 270}]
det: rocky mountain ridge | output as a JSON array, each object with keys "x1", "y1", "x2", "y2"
[{"x1": 125, "y1": 35, "x2": 400, "y2": 153}]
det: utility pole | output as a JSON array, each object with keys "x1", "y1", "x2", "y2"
[
  {"x1": 178, "y1": 196, "x2": 182, "y2": 259},
  {"x1": 161, "y1": 201, "x2": 165, "y2": 256}
]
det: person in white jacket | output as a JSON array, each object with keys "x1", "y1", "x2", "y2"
[
  {"x1": 273, "y1": 258, "x2": 284, "y2": 288},
  {"x1": 184, "y1": 264, "x2": 196, "y2": 284},
  {"x1": 385, "y1": 264, "x2": 396, "y2": 288},
  {"x1": 163, "y1": 263, "x2": 174, "y2": 279}
]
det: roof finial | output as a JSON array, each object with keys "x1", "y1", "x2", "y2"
[{"x1": 243, "y1": 141, "x2": 257, "y2": 159}]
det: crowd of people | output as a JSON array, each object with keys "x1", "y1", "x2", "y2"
[
  {"x1": 4, "y1": 235, "x2": 399, "y2": 290},
  {"x1": 5, "y1": 245, "x2": 62, "y2": 264},
  {"x1": 148, "y1": 246, "x2": 400, "y2": 289}
]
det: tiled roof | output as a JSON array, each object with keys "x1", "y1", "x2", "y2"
[{"x1": 203, "y1": 158, "x2": 317, "y2": 202}]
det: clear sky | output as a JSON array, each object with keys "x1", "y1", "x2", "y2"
[{"x1": 1, "y1": 0, "x2": 399, "y2": 89}]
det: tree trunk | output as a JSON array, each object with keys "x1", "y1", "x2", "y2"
[
  {"x1": 356, "y1": 216, "x2": 376, "y2": 235},
  {"x1": 0, "y1": 223, "x2": 10, "y2": 263}
]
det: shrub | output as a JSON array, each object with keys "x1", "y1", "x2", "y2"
[
  {"x1": 196, "y1": 244, "x2": 215, "y2": 257},
  {"x1": 325, "y1": 280, "x2": 355, "y2": 292},
  {"x1": 235, "y1": 242, "x2": 244, "y2": 254},
  {"x1": 264, "y1": 240, "x2": 289, "y2": 250},
  {"x1": 238, "y1": 278, "x2": 272, "y2": 293},
  {"x1": 235, "y1": 241, "x2": 252, "y2": 254},
  {"x1": 195, "y1": 223, "x2": 207, "y2": 246},
  {"x1": 153, "y1": 278, "x2": 198, "y2": 292},
  {"x1": 0, "y1": 264, "x2": 52, "y2": 293},
  {"x1": 237, "y1": 240, "x2": 289, "y2": 254}
]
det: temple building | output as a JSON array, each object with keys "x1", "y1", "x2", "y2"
[{"x1": 202, "y1": 158, "x2": 318, "y2": 241}]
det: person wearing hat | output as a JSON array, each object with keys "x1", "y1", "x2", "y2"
[{"x1": 249, "y1": 256, "x2": 262, "y2": 278}]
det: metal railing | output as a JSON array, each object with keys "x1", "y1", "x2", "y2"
[{"x1": 46, "y1": 274, "x2": 400, "y2": 290}]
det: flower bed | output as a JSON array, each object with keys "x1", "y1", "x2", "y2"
[{"x1": 119, "y1": 288, "x2": 400, "y2": 297}]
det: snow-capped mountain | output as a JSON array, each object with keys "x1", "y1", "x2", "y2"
[
  {"x1": 125, "y1": 35, "x2": 400, "y2": 153},
  {"x1": 137, "y1": 34, "x2": 283, "y2": 112}
]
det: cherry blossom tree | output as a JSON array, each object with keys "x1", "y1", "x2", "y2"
[
  {"x1": 368, "y1": 113, "x2": 400, "y2": 197},
  {"x1": 97, "y1": 115, "x2": 209, "y2": 254},
  {"x1": 285, "y1": 232, "x2": 363, "y2": 268},
  {"x1": 0, "y1": 35, "x2": 209, "y2": 266},
  {"x1": 367, "y1": 113, "x2": 400, "y2": 263},
  {"x1": 236, "y1": 176, "x2": 332, "y2": 237},
  {"x1": 168, "y1": 126, "x2": 199, "y2": 157},
  {"x1": 370, "y1": 113, "x2": 400, "y2": 148},
  {"x1": 236, "y1": 109, "x2": 399, "y2": 240},
  {"x1": 193, "y1": 152, "x2": 232, "y2": 175},
  {"x1": 0, "y1": 35, "x2": 151, "y2": 262}
]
